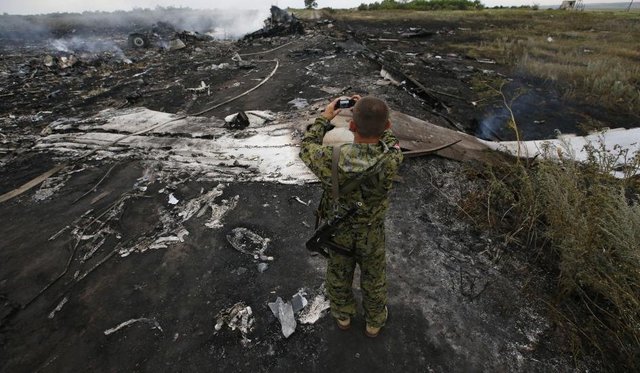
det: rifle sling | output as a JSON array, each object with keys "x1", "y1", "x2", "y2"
[
  {"x1": 331, "y1": 145, "x2": 341, "y2": 201},
  {"x1": 331, "y1": 144, "x2": 390, "y2": 201}
]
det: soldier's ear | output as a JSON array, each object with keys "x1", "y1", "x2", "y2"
[
  {"x1": 349, "y1": 120, "x2": 357, "y2": 133},
  {"x1": 385, "y1": 120, "x2": 391, "y2": 130}
]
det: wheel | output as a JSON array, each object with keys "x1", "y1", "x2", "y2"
[{"x1": 128, "y1": 33, "x2": 149, "y2": 48}]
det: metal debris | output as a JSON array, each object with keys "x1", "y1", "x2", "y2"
[
  {"x1": 244, "y1": 6, "x2": 304, "y2": 39},
  {"x1": 291, "y1": 291, "x2": 308, "y2": 313},
  {"x1": 103, "y1": 317, "x2": 163, "y2": 335},
  {"x1": 380, "y1": 68, "x2": 403, "y2": 86},
  {"x1": 149, "y1": 228, "x2": 189, "y2": 250},
  {"x1": 48, "y1": 297, "x2": 68, "y2": 319},
  {"x1": 168, "y1": 193, "x2": 179, "y2": 205},
  {"x1": 168, "y1": 38, "x2": 186, "y2": 50},
  {"x1": 257, "y1": 262, "x2": 269, "y2": 273},
  {"x1": 225, "y1": 111, "x2": 250, "y2": 130},
  {"x1": 119, "y1": 207, "x2": 188, "y2": 257},
  {"x1": 48, "y1": 225, "x2": 71, "y2": 241},
  {"x1": 226, "y1": 227, "x2": 273, "y2": 261},
  {"x1": 32, "y1": 173, "x2": 70, "y2": 202},
  {"x1": 204, "y1": 195, "x2": 238, "y2": 229},
  {"x1": 224, "y1": 110, "x2": 276, "y2": 127},
  {"x1": 291, "y1": 196, "x2": 311, "y2": 206},
  {"x1": 298, "y1": 284, "x2": 331, "y2": 325},
  {"x1": 287, "y1": 98, "x2": 309, "y2": 109},
  {"x1": 176, "y1": 185, "x2": 238, "y2": 229},
  {"x1": 187, "y1": 81, "x2": 210, "y2": 95},
  {"x1": 178, "y1": 185, "x2": 224, "y2": 221},
  {"x1": 320, "y1": 86, "x2": 345, "y2": 95},
  {"x1": 36, "y1": 108, "x2": 317, "y2": 184},
  {"x1": 214, "y1": 302, "x2": 254, "y2": 345},
  {"x1": 298, "y1": 293, "x2": 330, "y2": 325},
  {"x1": 268, "y1": 297, "x2": 296, "y2": 338}
]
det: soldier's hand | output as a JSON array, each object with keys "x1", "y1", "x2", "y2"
[{"x1": 321, "y1": 97, "x2": 342, "y2": 121}]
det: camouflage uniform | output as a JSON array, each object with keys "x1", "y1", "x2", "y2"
[{"x1": 299, "y1": 116, "x2": 403, "y2": 328}]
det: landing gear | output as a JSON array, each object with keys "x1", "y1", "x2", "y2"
[{"x1": 128, "y1": 33, "x2": 149, "y2": 48}]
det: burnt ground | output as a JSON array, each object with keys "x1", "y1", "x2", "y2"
[{"x1": 0, "y1": 10, "x2": 608, "y2": 372}]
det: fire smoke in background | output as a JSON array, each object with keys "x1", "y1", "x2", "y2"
[{"x1": 0, "y1": 7, "x2": 270, "y2": 43}]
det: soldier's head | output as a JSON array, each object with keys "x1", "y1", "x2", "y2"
[{"x1": 350, "y1": 96, "x2": 391, "y2": 142}]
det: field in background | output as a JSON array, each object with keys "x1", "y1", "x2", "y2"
[{"x1": 330, "y1": 9, "x2": 640, "y2": 117}]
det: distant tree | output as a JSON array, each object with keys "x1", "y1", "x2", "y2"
[{"x1": 304, "y1": 0, "x2": 318, "y2": 9}]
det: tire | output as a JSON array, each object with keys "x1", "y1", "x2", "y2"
[{"x1": 128, "y1": 33, "x2": 149, "y2": 48}]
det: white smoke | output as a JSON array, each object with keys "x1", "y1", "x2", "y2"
[
  {"x1": 1, "y1": 7, "x2": 271, "y2": 45},
  {"x1": 48, "y1": 37, "x2": 131, "y2": 63}
]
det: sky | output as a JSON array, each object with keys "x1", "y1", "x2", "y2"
[{"x1": 0, "y1": 0, "x2": 630, "y2": 15}]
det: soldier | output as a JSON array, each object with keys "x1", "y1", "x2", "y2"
[{"x1": 299, "y1": 95, "x2": 403, "y2": 337}]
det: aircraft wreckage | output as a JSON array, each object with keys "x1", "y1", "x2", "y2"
[{"x1": 1, "y1": 6, "x2": 639, "y2": 372}]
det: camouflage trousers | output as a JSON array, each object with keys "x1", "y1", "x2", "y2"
[{"x1": 326, "y1": 221, "x2": 387, "y2": 328}]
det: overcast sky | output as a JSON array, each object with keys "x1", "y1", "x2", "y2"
[{"x1": 0, "y1": 0, "x2": 627, "y2": 15}]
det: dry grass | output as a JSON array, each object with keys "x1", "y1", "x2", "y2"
[
  {"x1": 333, "y1": 9, "x2": 640, "y2": 115},
  {"x1": 450, "y1": 11, "x2": 640, "y2": 113},
  {"x1": 465, "y1": 129, "x2": 640, "y2": 370}
]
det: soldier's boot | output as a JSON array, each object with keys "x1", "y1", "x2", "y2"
[
  {"x1": 336, "y1": 317, "x2": 351, "y2": 330},
  {"x1": 365, "y1": 307, "x2": 387, "y2": 338}
]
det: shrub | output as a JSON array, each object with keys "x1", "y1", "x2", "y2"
[{"x1": 469, "y1": 139, "x2": 640, "y2": 369}]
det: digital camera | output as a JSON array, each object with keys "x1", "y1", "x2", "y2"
[{"x1": 334, "y1": 98, "x2": 357, "y2": 109}]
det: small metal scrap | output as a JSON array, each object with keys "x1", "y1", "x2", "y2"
[{"x1": 290, "y1": 196, "x2": 311, "y2": 206}]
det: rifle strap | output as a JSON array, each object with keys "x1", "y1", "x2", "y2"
[{"x1": 331, "y1": 144, "x2": 342, "y2": 201}]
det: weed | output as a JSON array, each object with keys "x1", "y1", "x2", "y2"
[{"x1": 467, "y1": 128, "x2": 640, "y2": 369}]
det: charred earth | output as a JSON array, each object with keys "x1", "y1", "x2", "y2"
[{"x1": 0, "y1": 7, "x2": 616, "y2": 372}]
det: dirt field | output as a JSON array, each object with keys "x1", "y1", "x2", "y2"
[{"x1": 1, "y1": 8, "x2": 633, "y2": 372}]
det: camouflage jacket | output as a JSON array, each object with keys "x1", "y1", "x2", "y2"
[{"x1": 299, "y1": 117, "x2": 403, "y2": 227}]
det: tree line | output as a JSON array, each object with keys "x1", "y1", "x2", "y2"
[{"x1": 358, "y1": 0, "x2": 484, "y2": 11}]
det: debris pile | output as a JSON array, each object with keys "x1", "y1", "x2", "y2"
[
  {"x1": 214, "y1": 302, "x2": 255, "y2": 345},
  {"x1": 268, "y1": 286, "x2": 330, "y2": 338},
  {"x1": 226, "y1": 227, "x2": 273, "y2": 262},
  {"x1": 244, "y1": 6, "x2": 304, "y2": 39},
  {"x1": 298, "y1": 292, "x2": 330, "y2": 325},
  {"x1": 128, "y1": 21, "x2": 213, "y2": 50}
]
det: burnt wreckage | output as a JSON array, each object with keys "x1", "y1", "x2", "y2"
[
  {"x1": 1, "y1": 5, "x2": 638, "y2": 372},
  {"x1": 128, "y1": 21, "x2": 213, "y2": 49},
  {"x1": 245, "y1": 6, "x2": 304, "y2": 39}
]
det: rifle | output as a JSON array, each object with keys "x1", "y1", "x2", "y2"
[{"x1": 305, "y1": 205, "x2": 358, "y2": 258}]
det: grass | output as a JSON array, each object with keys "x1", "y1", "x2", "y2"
[
  {"x1": 450, "y1": 10, "x2": 640, "y2": 113},
  {"x1": 462, "y1": 80, "x2": 640, "y2": 368},
  {"x1": 332, "y1": 9, "x2": 640, "y2": 116},
  {"x1": 473, "y1": 145, "x2": 640, "y2": 369}
]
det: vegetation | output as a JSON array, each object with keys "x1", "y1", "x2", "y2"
[
  {"x1": 335, "y1": 9, "x2": 640, "y2": 122},
  {"x1": 358, "y1": 0, "x2": 483, "y2": 11},
  {"x1": 449, "y1": 10, "x2": 640, "y2": 114},
  {"x1": 463, "y1": 84, "x2": 640, "y2": 368},
  {"x1": 304, "y1": 0, "x2": 318, "y2": 9}
]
